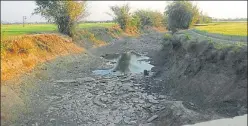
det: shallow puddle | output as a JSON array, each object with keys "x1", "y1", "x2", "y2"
[{"x1": 93, "y1": 51, "x2": 154, "y2": 75}]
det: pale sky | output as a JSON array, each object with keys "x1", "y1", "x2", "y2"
[{"x1": 1, "y1": 1, "x2": 247, "y2": 23}]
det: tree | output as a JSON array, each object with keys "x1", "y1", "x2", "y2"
[
  {"x1": 108, "y1": 4, "x2": 132, "y2": 30},
  {"x1": 149, "y1": 11, "x2": 164, "y2": 27},
  {"x1": 33, "y1": 1, "x2": 87, "y2": 37},
  {"x1": 134, "y1": 10, "x2": 152, "y2": 28},
  {"x1": 196, "y1": 11, "x2": 212, "y2": 24},
  {"x1": 134, "y1": 9, "x2": 164, "y2": 29},
  {"x1": 190, "y1": 4, "x2": 200, "y2": 27},
  {"x1": 165, "y1": 1, "x2": 196, "y2": 33}
]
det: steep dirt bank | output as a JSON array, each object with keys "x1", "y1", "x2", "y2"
[
  {"x1": 148, "y1": 32, "x2": 247, "y2": 123},
  {"x1": 74, "y1": 25, "x2": 124, "y2": 49},
  {"x1": 1, "y1": 34, "x2": 84, "y2": 81},
  {"x1": 1, "y1": 26, "x2": 123, "y2": 82},
  {"x1": 1, "y1": 26, "x2": 124, "y2": 122}
]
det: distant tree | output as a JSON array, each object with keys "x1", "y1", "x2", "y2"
[
  {"x1": 130, "y1": 14, "x2": 141, "y2": 30},
  {"x1": 165, "y1": 1, "x2": 197, "y2": 33},
  {"x1": 134, "y1": 10, "x2": 164, "y2": 28},
  {"x1": 190, "y1": 4, "x2": 200, "y2": 27},
  {"x1": 33, "y1": 1, "x2": 88, "y2": 37},
  {"x1": 196, "y1": 11, "x2": 212, "y2": 24},
  {"x1": 108, "y1": 4, "x2": 132, "y2": 30},
  {"x1": 149, "y1": 11, "x2": 165, "y2": 27},
  {"x1": 134, "y1": 10, "x2": 152, "y2": 28}
]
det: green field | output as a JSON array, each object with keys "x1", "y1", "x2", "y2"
[
  {"x1": 194, "y1": 22, "x2": 247, "y2": 36},
  {"x1": 1, "y1": 22, "x2": 116, "y2": 38}
]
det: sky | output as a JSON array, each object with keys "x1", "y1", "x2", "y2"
[{"x1": 1, "y1": 1, "x2": 247, "y2": 23}]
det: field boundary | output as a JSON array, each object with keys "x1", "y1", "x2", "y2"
[{"x1": 190, "y1": 29, "x2": 247, "y2": 43}]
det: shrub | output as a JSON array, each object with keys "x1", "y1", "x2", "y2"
[
  {"x1": 134, "y1": 9, "x2": 164, "y2": 29},
  {"x1": 33, "y1": 1, "x2": 88, "y2": 37},
  {"x1": 185, "y1": 33, "x2": 191, "y2": 40},
  {"x1": 130, "y1": 15, "x2": 141, "y2": 30},
  {"x1": 164, "y1": 33, "x2": 173, "y2": 41},
  {"x1": 165, "y1": 1, "x2": 198, "y2": 33},
  {"x1": 109, "y1": 4, "x2": 132, "y2": 30}
]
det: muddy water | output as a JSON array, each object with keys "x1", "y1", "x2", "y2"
[{"x1": 92, "y1": 51, "x2": 154, "y2": 75}]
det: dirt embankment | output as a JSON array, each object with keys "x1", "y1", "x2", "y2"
[
  {"x1": 1, "y1": 26, "x2": 124, "y2": 122},
  {"x1": 1, "y1": 34, "x2": 84, "y2": 81},
  {"x1": 150, "y1": 32, "x2": 247, "y2": 118},
  {"x1": 1, "y1": 26, "x2": 123, "y2": 82}
]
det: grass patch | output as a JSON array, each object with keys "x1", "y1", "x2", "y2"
[
  {"x1": 194, "y1": 22, "x2": 247, "y2": 36},
  {"x1": 1, "y1": 23, "x2": 116, "y2": 39},
  {"x1": 163, "y1": 30, "x2": 247, "y2": 53},
  {"x1": 213, "y1": 41, "x2": 247, "y2": 52}
]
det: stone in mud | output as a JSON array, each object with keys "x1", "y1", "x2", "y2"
[
  {"x1": 99, "y1": 79, "x2": 107, "y2": 83},
  {"x1": 158, "y1": 95, "x2": 167, "y2": 99},
  {"x1": 147, "y1": 115, "x2": 158, "y2": 123},
  {"x1": 76, "y1": 77, "x2": 95, "y2": 83},
  {"x1": 93, "y1": 96, "x2": 107, "y2": 108},
  {"x1": 108, "y1": 123, "x2": 115, "y2": 126},
  {"x1": 121, "y1": 83, "x2": 135, "y2": 92},
  {"x1": 141, "y1": 103, "x2": 152, "y2": 109},
  {"x1": 149, "y1": 105, "x2": 166, "y2": 113},
  {"x1": 121, "y1": 76, "x2": 132, "y2": 82},
  {"x1": 132, "y1": 98, "x2": 145, "y2": 104},
  {"x1": 123, "y1": 117, "x2": 136, "y2": 124},
  {"x1": 121, "y1": 105, "x2": 130, "y2": 110},
  {"x1": 113, "y1": 116, "x2": 123, "y2": 123},
  {"x1": 139, "y1": 123, "x2": 155, "y2": 126},
  {"x1": 100, "y1": 97, "x2": 108, "y2": 103},
  {"x1": 144, "y1": 70, "x2": 149, "y2": 76},
  {"x1": 54, "y1": 79, "x2": 77, "y2": 83},
  {"x1": 147, "y1": 95, "x2": 159, "y2": 104}
]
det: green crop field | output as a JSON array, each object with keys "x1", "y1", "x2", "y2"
[
  {"x1": 194, "y1": 22, "x2": 247, "y2": 36},
  {"x1": 1, "y1": 22, "x2": 116, "y2": 38}
]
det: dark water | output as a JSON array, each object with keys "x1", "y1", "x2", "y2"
[{"x1": 93, "y1": 52, "x2": 154, "y2": 75}]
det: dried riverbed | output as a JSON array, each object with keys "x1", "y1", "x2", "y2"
[{"x1": 1, "y1": 31, "x2": 224, "y2": 126}]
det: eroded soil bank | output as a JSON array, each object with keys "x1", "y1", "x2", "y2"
[
  {"x1": 1, "y1": 30, "x2": 247, "y2": 126},
  {"x1": 147, "y1": 32, "x2": 247, "y2": 125}
]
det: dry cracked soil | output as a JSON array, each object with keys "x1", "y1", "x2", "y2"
[{"x1": 1, "y1": 31, "x2": 225, "y2": 126}]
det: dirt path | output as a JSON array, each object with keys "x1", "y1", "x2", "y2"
[{"x1": 1, "y1": 31, "x2": 221, "y2": 126}]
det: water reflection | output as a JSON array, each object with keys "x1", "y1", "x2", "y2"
[
  {"x1": 113, "y1": 52, "x2": 131, "y2": 74},
  {"x1": 93, "y1": 51, "x2": 154, "y2": 75}
]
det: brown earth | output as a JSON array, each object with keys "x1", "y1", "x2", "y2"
[{"x1": 1, "y1": 34, "x2": 84, "y2": 81}]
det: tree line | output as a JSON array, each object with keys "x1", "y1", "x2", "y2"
[
  {"x1": 212, "y1": 18, "x2": 247, "y2": 22},
  {"x1": 33, "y1": 1, "x2": 213, "y2": 37}
]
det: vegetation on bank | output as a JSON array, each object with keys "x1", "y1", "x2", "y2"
[
  {"x1": 108, "y1": 4, "x2": 166, "y2": 35},
  {"x1": 164, "y1": 1, "x2": 211, "y2": 34},
  {"x1": 194, "y1": 22, "x2": 247, "y2": 36},
  {"x1": 1, "y1": 34, "x2": 84, "y2": 81},
  {"x1": 1, "y1": 23, "x2": 116, "y2": 39},
  {"x1": 33, "y1": 1, "x2": 88, "y2": 37},
  {"x1": 1, "y1": 24, "x2": 123, "y2": 81},
  {"x1": 163, "y1": 29, "x2": 247, "y2": 53},
  {"x1": 2, "y1": 0, "x2": 246, "y2": 82},
  {"x1": 162, "y1": 1, "x2": 247, "y2": 52}
]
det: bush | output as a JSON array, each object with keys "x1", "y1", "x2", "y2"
[
  {"x1": 134, "y1": 9, "x2": 165, "y2": 29},
  {"x1": 185, "y1": 33, "x2": 191, "y2": 40},
  {"x1": 164, "y1": 33, "x2": 173, "y2": 41},
  {"x1": 165, "y1": 1, "x2": 196, "y2": 33},
  {"x1": 33, "y1": 1, "x2": 88, "y2": 37},
  {"x1": 130, "y1": 15, "x2": 141, "y2": 30},
  {"x1": 109, "y1": 4, "x2": 132, "y2": 30}
]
